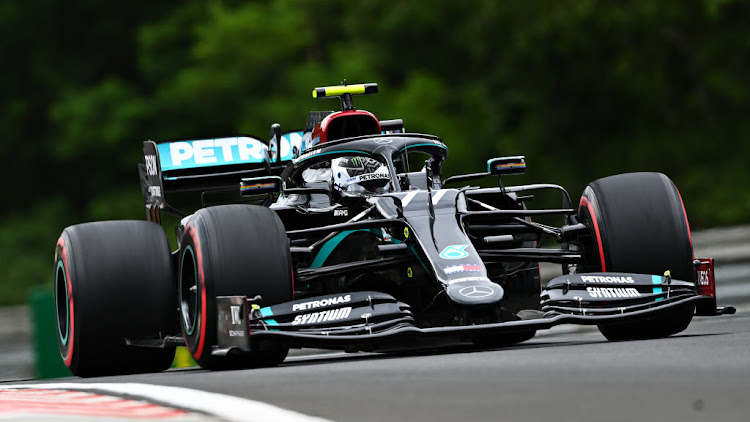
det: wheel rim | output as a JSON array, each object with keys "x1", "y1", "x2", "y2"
[
  {"x1": 179, "y1": 246, "x2": 199, "y2": 336},
  {"x1": 55, "y1": 260, "x2": 69, "y2": 346}
]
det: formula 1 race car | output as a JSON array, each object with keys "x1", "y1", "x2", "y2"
[{"x1": 54, "y1": 83, "x2": 735, "y2": 376}]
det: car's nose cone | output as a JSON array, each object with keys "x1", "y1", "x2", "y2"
[{"x1": 446, "y1": 278, "x2": 504, "y2": 305}]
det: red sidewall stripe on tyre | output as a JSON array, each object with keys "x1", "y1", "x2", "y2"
[
  {"x1": 578, "y1": 196, "x2": 607, "y2": 272},
  {"x1": 184, "y1": 225, "x2": 208, "y2": 361},
  {"x1": 675, "y1": 188, "x2": 695, "y2": 259},
  {"x1": 291, "y1": 265, "x2": 296, "y2": 301},
  {"x1": 56, "y1": 237, "x2": 75, "y2": 368}
]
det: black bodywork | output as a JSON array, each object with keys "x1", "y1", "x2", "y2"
[{"x1": 138, "y1": 84, "x2": 734, "y2": 356}]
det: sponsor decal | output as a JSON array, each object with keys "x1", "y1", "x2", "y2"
[
  {"x1": 145, "y1": 154, "x2": 158, "y2": 176},
  {"x1": 343, "y1": 156, "x2": 382, "y2": 173},
  {"x1": 228, "y1": 330, "x2": 245, "y2": 337},
  {"x1": 157, "y1": 137, "x2": 267, "y2": 171},
  {"x1": 230, "y1": 306, "x2": 242, "y2": 325},
  {"x1": 293, "y1": 148, "x2": 322, "y2": 164},
  {"x1": 587, "y1": 287, "x2": 641, "y2": 298},
  {"x1": 440, "y1": 244, "x2": 469, "y2": 260},
  {"x1": 357, "y1": 173, "x2": 389, "y2": 181},
  {"x1": 580, "y1": 275, "x2": 635, "y2": 284},
  {"x1": 374, "y1": 138, "x2": 393, "y2": 144},
  {"x1": 698, "y1": 270, "x2": 710, "y2": 286},
  {"x1": 444, "y1": 264, "x2": 483, "y2": 275},
  {"x1": 292, "y1": 307, "x2": 352, "y2": 325},
  {"x1": 448, "y1": 277, "x2": 490, "y2": 285},
  {"x1": 291, "y1": 295, "x2": 351, "y2": 311},
  {"x1": 345, "y1": 173, "x2": 389, "y2": 186},
  {"x1": 458, "y1": 285, "x2": 495, "y2": 298},
  {"x1": 334, "y1": 209, "x2": 348, "y2": 217},
  {"x1": 147, "y1": 185, "x2": 162, "y2": 198}
]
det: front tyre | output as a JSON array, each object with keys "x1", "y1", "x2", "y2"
[
  {"x1": 54, "y1": 221, "x2": 176, "y2": 377},
  {"x1": 578, "y1": 172, "x2": 695, "y2": 340},
  {"x1": 179, "y1": 205, "x2": 293, "y2": 370}
]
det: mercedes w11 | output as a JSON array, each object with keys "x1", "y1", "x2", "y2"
[{"x1": 54, "y1": 83, "x2": 734, "y2": 376}]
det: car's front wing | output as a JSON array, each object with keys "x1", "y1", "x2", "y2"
[{"x1": 212, "y1": 288, "x2": 733, "y2": 357}]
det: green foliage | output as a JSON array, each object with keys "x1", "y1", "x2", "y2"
[
  {"x1": 1, "y1": 0, "x2": 750, "y2": 304},
  {"x1": 0, "y1": 200, "x2": 73, "y2": 306}
]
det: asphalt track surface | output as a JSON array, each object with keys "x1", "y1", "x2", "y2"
[
  {"x1": 3, "y1": 262, "x2": 748, "y2": 421},
  {"x1": 17, "y1": 306, "x2": 745, "y2": 421}
]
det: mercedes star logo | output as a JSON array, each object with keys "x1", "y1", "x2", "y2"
[{"x1": 459, "y1": 285, "x2": 495, "y2": 298}]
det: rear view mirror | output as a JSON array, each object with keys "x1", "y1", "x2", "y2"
[
  {"x1": 240, "y1": 176, "x2": 282, "y2": 196},
  {"x1": 487, "y1": 156, "x2": 526, "y2": 176}
]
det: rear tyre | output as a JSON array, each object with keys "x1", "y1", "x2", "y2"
[
  {"x1": 577, "y1": 172, "x2": 695, "y2": 340},
  {"x1": 54, "y1": 221, "x2": 176, "y2": 377},
  {"x1": 178, "y1": 205, "x2": 292, "y2": 370}
]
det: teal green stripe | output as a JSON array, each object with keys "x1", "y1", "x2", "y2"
[
  {"x1": 265, "y1": 319, "x2": 279, "y2": 326},
  {"x1": 652, "y1": 275, "x2": 664, "y2": 301},
  {"x1": 296, "y1": 149, "x2": 368, "y2": 164},
  {"x1": 400, "y1": 143, "x2": 447, "y2": 151},
  {"x1": 310, "y1": 230, "x2": 358, "y2": 268},
  {"x1": 310, "y1": 229, "x2": 384, "y2": 268},
  {"x1": 259, "y1": 307, "x2": 273, "y2": 317},
  {"x1": 408, "y1": 244, "x2": 430, "y2": 274}
]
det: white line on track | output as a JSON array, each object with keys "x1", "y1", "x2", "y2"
[{"x1": 0, "y1": 383, "x2": 335, "y2": 422}]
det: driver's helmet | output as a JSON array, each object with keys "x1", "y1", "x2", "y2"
[{"x1": 332, "y1": 156, "x2": 391, "y2": 194}]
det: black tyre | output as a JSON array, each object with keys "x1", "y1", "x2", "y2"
[
  {"x1": 54, "y1": 221, "x2": 177, "y2": 377},
  {"x1": 577, "y1": 172, "x2": 695, "y2": 340},
  {"x1": 178, "y1": 204, "x2": 292, "y2": 370}
]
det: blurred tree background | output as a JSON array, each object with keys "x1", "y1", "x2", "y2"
[{"x1": 1, "y1": 0, "x2": 748, "y2": 305}]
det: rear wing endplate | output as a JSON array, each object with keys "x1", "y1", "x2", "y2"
[{"x1": 139, "y1": 136, "x2": 273, "y2": 219}]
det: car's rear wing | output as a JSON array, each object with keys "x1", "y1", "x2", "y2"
[
  {"x1": 139, "y1": 135, "x2": 291, "y2": 220},
  {"x1": 139, "y1": 116, "x2": 402, "y2": 220},
  {"x1": 269, "y1": 127, "x2": 308, "y2": 171}
]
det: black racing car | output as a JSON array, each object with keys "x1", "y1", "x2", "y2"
[{"x1": 54, "y1": 83, "x2": 734, "y2": 376}]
